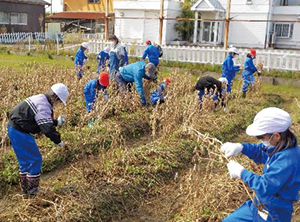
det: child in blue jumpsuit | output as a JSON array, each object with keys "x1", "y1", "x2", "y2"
[
  {"x1": 242, "y1": 48, "x2": 261, "y2": 98},
  {"x1": 150, "y1": 77, "x2": 171, "y2": 105},
  {"x1": 108, "y1": 35, "x2": 125, "y2": 79},
  {"x1": 221, "y1": 47, "x2": 240, "y2": 92},
  {"x1": 7, "y1": 83, "x2": 69, "y2": 198},
  {"x1": 220, "y1": 107, "x2": 300, "y2": 222},
  {"x1": 75, "y1": 42, "x2": 88, "y2": 80},
  {"x1": 142, "y1": 40, "x2": 160, "y2": 67},
  {"x1": 83, "y1": 72, "x2": 109, "y2": 113},
  {"x1": 116, "y1": 61, "x2": 156, "y2": 105},
  {"x1": 96, "y1": 47, "x2": 110, "y2": 74}
]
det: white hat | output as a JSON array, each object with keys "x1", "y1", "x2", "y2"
[
  {"x1": 104, "y1": 46, "x2": 110, "y2": 53},
  {"x1": 121, "y1": 43, "x2": 126, "y2": 48},
  {"x1": 218, "y1": 77, "x2": 228, "y2": 85},
  {"x1": 246, "y1": 107, "x2": 291, "y2": 136},
  {"x1": 228, "y1": 47, "x2": 239, "y2": 54},
  {"x1": 81, "y1": 42, "x2": 89, "y2": 48},
  {"x1": 51, "y1": 83, "x2": 69, "y2": 106}
]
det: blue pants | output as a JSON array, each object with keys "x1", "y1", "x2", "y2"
[
  {"x1": 75, "y1": 64, "x2": 83, "y2": 79},
  {"x1": 7, "y1": 125, "x2": 42, "y2": 176},
  {"x1": 198, "y1": 89, "x2": 219, "y2": 104},
  {"x1": 223, "y1": 200, "x2": 291, "y2": 222},
  {"x1": 149, "y1": 60, "x2": 159, "y2": 68},
  {"x1": 109, "y1": 52, "x2": 119, "y2": 79},
  {"x1": 242, "y1": 75, "x2": 255, "y2": 92},
  {"x1": 84, "y1": 94, "x2": 93, "y2": 113}
]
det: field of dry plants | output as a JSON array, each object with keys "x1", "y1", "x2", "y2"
[{"x1": 0, "y1": 52, "x2": 300, "y2": 221}]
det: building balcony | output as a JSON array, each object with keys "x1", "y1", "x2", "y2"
[{"x1": 273, "y1": 6, "x2": 300, "y2": 15}]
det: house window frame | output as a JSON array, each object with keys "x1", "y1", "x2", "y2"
[
  {"x1": 273, "y1": 23, "x2": 294, "y2": 39},
  {"x1": 280, "y1": 0, "x2": 288, "y2": 6},
  {"x1": 88, "y1": 0, "x2": 100, "y2": 4},
  {"x1": 10, "y1": 12, "x2": 28, "y2": 25},
  {"x1": 0, "y1": 11, "x2": 9, "y2": 24}
]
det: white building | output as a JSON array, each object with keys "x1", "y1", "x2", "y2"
[
  {"x1": 113, "y1": 0, "x2": 181, "y2": 45},
  {"x1": 45, "y1": 0, "x2": 63, "y2": 13},
  {"x1": 191, "y1": 0, "x2": 300, "y2": 49}
]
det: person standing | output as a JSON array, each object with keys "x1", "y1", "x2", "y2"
[
  {"x1": 142, "y1": 40, "x2": 160, "y2": 67},
  {"x1": 242, "y1": 48, "x2": 261, "y2": 98},
  {"x1": 75, "y1": 42, "x2": 88, "y2": 80},
  {"x1": 109, "y1": 35, "x2": 125, "y2": 79},
  {"x1": 220, "y1": 107, "x2": 300, "y2": 222},
  {"x1": 8, "y1": 83, "x2": 69, "y2": 198},
  {"x1": 96, "y1": 46, "x2": 110, "y2": 74},
  {"x1": 221, "y1": 46, "x2": 240, "y2": 92}
]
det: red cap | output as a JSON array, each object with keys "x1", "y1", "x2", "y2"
[
  {"x1": 99, "y1": 72, "x2": 109, "y2": 87},
  {"x1": 145, "y1": 40, "x2": 151, "y2": 45},
  {"x1": 163, "y1": 77, "x2": 171, "y2": 84},
  {"x1": 250, "y1": 49, "x2": 256, "y2": 57}
]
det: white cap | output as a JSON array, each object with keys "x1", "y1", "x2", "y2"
[
  {"x1": 246, "y1": 107, "x2": 291, "y2": 136},
  {"x1": 228, "y1": 47, "x2": 239, "y2": 54},
  {"x1": 218, "y1": 77, "x2": 228, "y2": 85},
  {"x1": 121, "y1": 43, "x2": 126, "y2": 48},
  {"x1": 104, "y1": 46, "x2": 110, "y2": 53},
  {"x1": 81, "y1": 42, "x2": 89, "y2": 48},
  {"x1": 51, "y1": 83, "x2": 69, "y2": 106}
]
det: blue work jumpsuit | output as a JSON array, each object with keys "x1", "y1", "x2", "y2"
[
  {"x1": 74, "y1": 47, "x2": 87, "y2": 79},
  {"x1": 142, "y1": 44, "x2": 160, "y2": 67},
  {"x1": 150, "y1": 83, "x2": 166, "y2": 105},
  {"x1": 242, "y1": 57, "x2": 258, "y2": 92},
  {"x1": 96, "y1": 50, "x2": 110, "y2": 73},
  {"x1": 117, "y1": 61, "x2": 148, "y2": 105},
  {"x1": 221, "y1": 54, "x2": 240, "y2": 92},
  {"x1": 83, "y1": 79, "x2": 107, "y2": 113},
  {"x1": 223, "y1": 142, "x2": 300, "y2": 222}
]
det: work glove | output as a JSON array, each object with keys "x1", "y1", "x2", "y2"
[
  {"x1": 257, "y1": 69, "x2": 262, "y2": 76},
  {"x1": 104, "y1": 94, "x2": 108, "y2": 101},
  {"x1": 220, "y1": 142, "x2": 243, "y2": 158},
  {"x1": 227, "y1": 160, "x2": 245, "y2": 179},
  {"x1": 58, "y1": 141, "x2": 64, "y2": 148},
  {"x1": 57, "y1": 115, "x2": 66, "y2": 126}
]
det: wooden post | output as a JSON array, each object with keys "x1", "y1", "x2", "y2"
[
  {"x1": 224, "y1": 0, "x2": 231, "y2": 49},
  {"x1": 105, "y1": 0, "x2": 109, "y2": 41},
  {"x1": 158, "y1": 0, "x2": 164, "y2": 44}
]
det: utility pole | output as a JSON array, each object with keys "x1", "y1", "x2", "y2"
[
  {"x1": 51, "y1": 0, "x2": 53, "y2": 14},
  {"x1": 105, "y1": 0, "x2": 109, "y2": 40},
  {"x1": 224, "y1": 0, "x2": 231, "y2": 49},
  {"x1": 158, "y1": 0, "x2": 164, "y2": 44}
]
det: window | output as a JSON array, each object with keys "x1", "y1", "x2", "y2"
[
  {"x1": 88, "y1": 0, "x2": 100, "y2": 3},
  {"x1": 0, "y1": 12, "x2": 9, "y2": 24},
  {"x1": 10, "y1": 12, "x2": 27, "y2": 25},
  {"x1": 273, "y1": 23, "x2": 294, "y2": 38},
  {"x1": 246, "y1": 0, "x2": 252, "y2": 5},
  {"x1": 280, "y1": 0, "x2": 288, "y2": 6}
]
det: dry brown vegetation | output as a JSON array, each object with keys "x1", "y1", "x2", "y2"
[{"x1": 0, "y1": 60, "x2": 299, "y2": 221}]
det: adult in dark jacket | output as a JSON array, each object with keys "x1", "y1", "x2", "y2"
[
  {"x1": 8, "y1": 83, "x2": 69, "y2": 198},
  {"x1": 116, "y1": 61, "x2": 156, "y2": 105},
  {"x1": 194, "y1": 76, "x2": 228, "y2": 106},
  {"x1": 142, "y1": 40, "x2": 160, "y2": 67}
]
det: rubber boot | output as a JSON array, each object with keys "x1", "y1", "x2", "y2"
[
  {"x1": 20, "y1": 174, "x2": 28, "y2": 199},
  {"x1": 242, "y1": 91, "x2": 246, "y2": 98},
  {"x1": 27, "y1": 176, "x2": 40, "y2": 199}
]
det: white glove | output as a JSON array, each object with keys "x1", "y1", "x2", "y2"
[
  {"x1": 58, "y1": 141, "x2": 64, "y2": 148},
  {"x1": 257, "y1": 69, "x2": 262, "y2": 74},
  {"x1": 220, "y1": 142, "x2": 243, "y2": 158},
  {"x1": 57, "y1": 115, "x2": 66, "y2": 126},
  {"x1": 227, "y1": 160, "x2": 245, "y2": 179}
]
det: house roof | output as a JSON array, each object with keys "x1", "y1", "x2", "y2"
[
  {"x1": 0, "y1": 0, "x2": 50, "y2": 5},
  {"x1": 191, "y1": 0, "x2": 224, "y2": 12},
  {"x1": 49, "y1": 12, "x2": 106, "y2": 20}
]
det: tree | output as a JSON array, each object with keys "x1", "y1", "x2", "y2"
[{"x1": 174, "y1": 0, "x2": 196, "y2": 41}]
